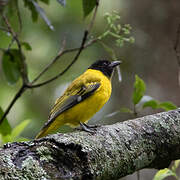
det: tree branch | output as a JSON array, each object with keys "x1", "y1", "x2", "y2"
[
  {"x1": 30, "y1": 0, "x2": 99, "y2": 87},
  {"x1": 0, "y1": 0, "x2": 9, "y2": 12},
  {"x1": 0, "y1": 1, "x2": 99, "y2": 124},
  {"x1": 29, "y1": 38, "x2": 97, "y2": 88},
  {"x1": 174, "y1": 23, "x2": 180, "y2": 87},
  {"x1": 15, "y1": 0, "x2": 22, "y2": 34},
  {"x1": 2, "y1": 15, "x2": 28, "y2": 84},
  {"x1": 0, "y1": 109, "x2": 180, "y2": 179},
  {"x1": 174, "y1": 24, "x2": 180, "y2": 64},
  {"x1": 0, "y1": 85, "x2": 26, "y2": 124},
  {"x1": 0, "y1": 26, "x2": 9, "y2": 32},
  {"x1": 31, "y1": 39, "x2": 67, "y2": 84}
]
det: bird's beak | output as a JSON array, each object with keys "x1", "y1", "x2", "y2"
[{"x1": 109, "y1": 61, "x2": 122, "y2": 68}]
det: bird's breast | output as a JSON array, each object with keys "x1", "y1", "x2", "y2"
[{"x1": 62, "y1": 69, "x2": 112, "y2": 126}]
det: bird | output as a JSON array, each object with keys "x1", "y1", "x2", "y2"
[{"x1": 35, "y1": 60, "x2": 121, "y2": 139}]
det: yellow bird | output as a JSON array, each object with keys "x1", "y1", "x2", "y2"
[{"x1": 35, "y1": 60, "x2": 121, "y2": 139}]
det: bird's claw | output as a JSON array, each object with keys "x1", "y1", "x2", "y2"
[{"x1": 79, "y1": 122, "x2": 97, "y2": 133}]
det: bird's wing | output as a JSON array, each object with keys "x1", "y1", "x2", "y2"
[
  {"x1": 48, "y1": 82, "x2": 100, "y2": 122},
  {"x1": 35, "y1": 82, "x2": 100, "y2": 138}
]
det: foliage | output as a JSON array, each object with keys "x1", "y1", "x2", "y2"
[
  {"x1": 132, "y1": 74, "x2": 146, "y2": 105},
  {"x1": 97, "y1": 11, "x2": 134, "y2": 60},
  {"x1": 120, "y1": 75, "x2": 177, "y2": 114},
  {"x1": 2, "y1": 49, "x2": 22, "y2": 85},
  {"x1": 82, "y1": 0, "x2": 96, "y2": 18},
  {"x1": 0, "y1": 0, "x2": 134, "y2": 145},
  {"x1": 120, "y1": 75, "x2": 179, "y2": 180},
  {"x1": 21, "y1": 42, "x2": 32, "y2": 51},
  {"x1": 0, "y1": 119, "x2": 30, "y2": 144},
  {"x1": 98, "y1": 11, "x2": 135, "y2": 47},
  {"x1": 0, "y1": 107, "x2": 30, "y2": 145},
  {"x1": 153, "y1": 160, "x2": 180, "y2": 180},
  {"x1": 22, "y1": 0, "x2": 66, "y2": 30},
  {"x1": 143, "y1": 100, "x2": 177, "y2": 111},
  {"x1": 0, "y1": 1, "x2": 179, "y2": 179},
  {"x1": 0, "y1": 107, "x2": 11, "y2": 136}
]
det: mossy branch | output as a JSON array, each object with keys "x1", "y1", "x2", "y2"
[{"x1": 0, "y1": 109, "x2": 180, "y2": 179}]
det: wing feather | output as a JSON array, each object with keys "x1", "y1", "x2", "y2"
[
  {"x1": 50, "y1": 83, "x2": 100, "y2": 120},
  {"x1": 42, "y1": 82, "x2": 100, "y2": 130}
]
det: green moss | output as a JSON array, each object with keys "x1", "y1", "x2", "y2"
[
  {"x1": 36, "y1": 146, "x2": 53, "y2": 162},
  {"x1": 21, "y1": 156, "x2": 49, "y2": 179},
  {"x1": 133, "y1": 152, "x2": 153, "y2": 169}
]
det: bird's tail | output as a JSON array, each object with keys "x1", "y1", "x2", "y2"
[
  {"x1": 35, "y1": 118, "x2": 65, "y2": 139},
  {"x1": 35, "y1": 125, "x2": 50, "y2": 139}
]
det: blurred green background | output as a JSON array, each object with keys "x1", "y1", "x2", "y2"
[
  {"x1": 0, "y1": 0, "x2": 180, "y2": 179},
  {"x1": 0, "y1": 0, "x2": 180, "y2": 137}
]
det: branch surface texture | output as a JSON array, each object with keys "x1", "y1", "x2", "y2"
[{"x1": 0, "y1": 109, "x2": 180, "y2": 180}]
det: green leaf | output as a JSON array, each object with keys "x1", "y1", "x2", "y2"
[
  {"x1": 136, "y1": 95, "x2": 153, "y2": 109},
  {"x1": 31, "y1": 0, "x2": 54, "y2": 30},
  {"x1": 120, "y1": 107, "x2": 133, "y2": 114},
  {"x1": 11, "y1": 119, "x2": 30, "y2": 139},
  {"x1": 153, "y1": 168, "x2": 177, "y2": 180},
  {"x1": 0, "y1": 107, "x2": 11, "y2": 136},
  {"x1": 21, "y1": 42, "x2": 32, "y2": 51},
  {"x1": 172, "y1": 160, "x2": 180, "y2": 172},
  {"x1": 143, "y1": 100, "x2": 159, "y2": 109},
  {"x1": 132, "y1": 75, "x2": 146, "y2": 105},
  {"x1": 15, "y1": 137, "x2": 30, "y2": 142},
  {"x1": 23, "y1": 0, "x2": 38, "y2": 22},
  {"x1": 5, "y1": 0, "x2": 18, "y2": 16},
  {"x1": 143, "y1": 99, "x2": 177, "y2": 111},
  {"x1": 2, "y1": 50, "x2": 21, "y2": 85},
  {"x1": 39, "y1": 0, "x2": 49, "y2": 4},
  {"x1": 1, "y1": 134, "x2": 12, "y2": 144},
  {"x1": 82, "y1": 0, "x2": 96, "y2": 18},
  {"x1": 158, "y1": 102, "x2": 177, "y2": 111}
]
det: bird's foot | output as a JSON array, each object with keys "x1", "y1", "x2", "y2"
[
  {"x1": 83, "y1": 123, "x2": 101, "y2": 129},
  {"x1": 79, "y1": 122, "x2": 97, "y2": 133}
]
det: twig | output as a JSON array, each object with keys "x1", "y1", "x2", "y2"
[
  {"x1": 0, "y1": 1, "x2": 100, "y2": 124},
  {"x1": 0, "y1": 39, "x2": 97, "y2": 124},
  {"x1": 7, "y1": 38, "x2": 15, "y2": 50},
  {"x1": 29, "y1": 0, "x2": 99, "y2": 87},
  {"x1": 0, "y1": 15, "x2": 28, "y2": 125},
  {"x1": 30, "y1": 1, "x2": 99, "y2": 87},
  {"x1": 174, "y1": 24, "x2": 180, "y2": 65},
  {"x1": 0, "y1": 85, "x2": 26, "y2": 124},
  {"x1": 30, "y1": 39, "x2": 97, "y2": 87},
  {"x1": 1, "y1": 1, "x2": 22, "y2": 50},
  {"x1": 15, "y1": 0, "x2": 22, "y2": 34},
  {"x1": 31, "y1": 39, "x2": 97, "y2": 85},
  {"x1": 173, "y1": 23, "x2": 180, "y2": 87},
  {"x1": 0, "y1": 0, "x2": 9, "y2": 12},
  {"x1": 30, "y1": 30, "x2": 88, "y2": 88},
  {"x1": 31, "y1": 39, "x2": 67, "y2": 84},
  {"x1": 2, "y1": 15, "x2": 28, "y2": 84},
  {"x1": 87, "y1": 0, "x2": 99, "y2": 33},
  {"x1": 0, "y1": 26, "x2": 9, "y2": 32}
]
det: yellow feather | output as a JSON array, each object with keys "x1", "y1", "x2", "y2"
[{"x1": 35, "y1": 69, "x2": 112, "y2": 139}]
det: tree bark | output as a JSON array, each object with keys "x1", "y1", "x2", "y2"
[{"x1": 0, "y1": 109, "x2": 180, "y2": 180}]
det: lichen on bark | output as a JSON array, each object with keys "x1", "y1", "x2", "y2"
[{"x1": 0, "y1": 108, "x2": 180, "y2": 179}]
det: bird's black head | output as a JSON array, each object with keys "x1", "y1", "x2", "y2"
[{"x1": 88, "y1": 60, "x2": 121, "y2": 78}]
